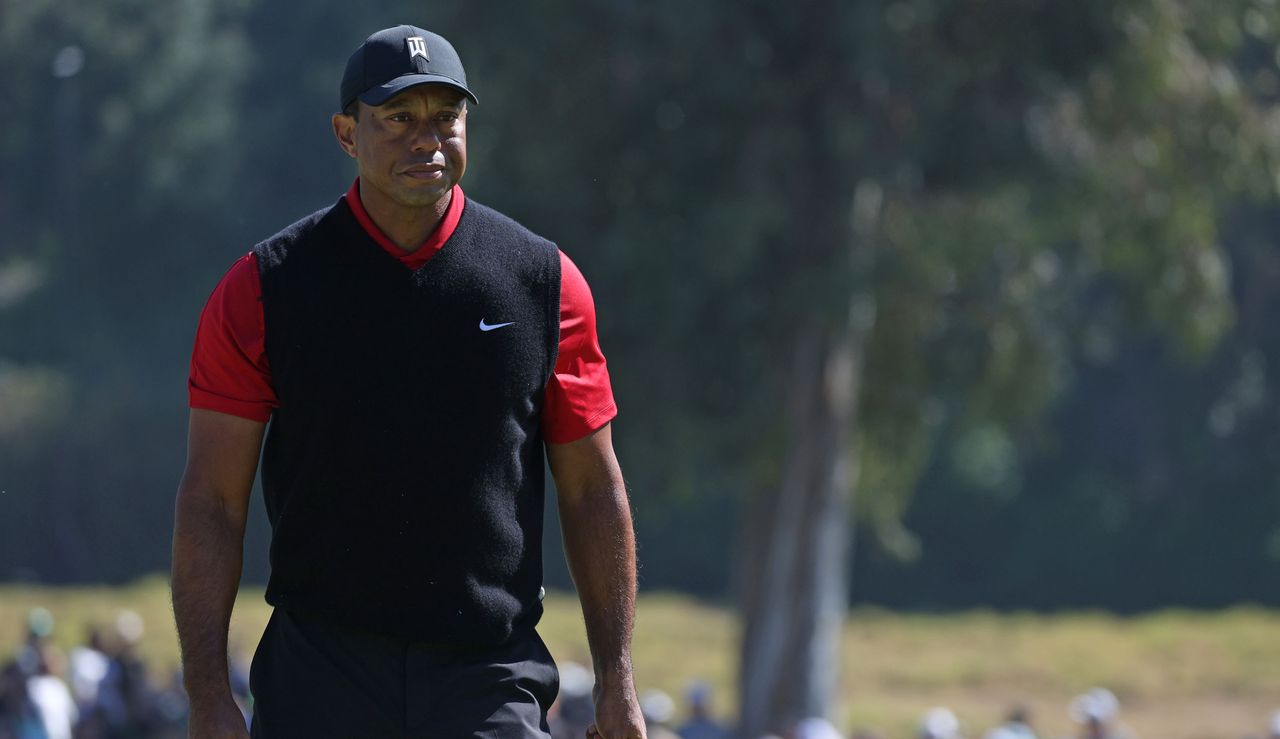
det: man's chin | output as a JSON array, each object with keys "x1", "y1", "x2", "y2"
[{"x1": 393, "y1": 184, "x2": 452, "y2": 209}]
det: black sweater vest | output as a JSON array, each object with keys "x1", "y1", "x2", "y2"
[{"x1": 253, "y1": 196, "x2": 561, "y2": 645}]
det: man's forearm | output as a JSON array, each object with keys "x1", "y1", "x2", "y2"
[
  {"x1": 548, "y1": 426, "x2": 646, "y2": 737},
  {"x1": 171, "y1": 489, "x2": 247, "y2": 704},
  {"x1": 558, "y1": 482, "x2": 638, "y2": 682}
]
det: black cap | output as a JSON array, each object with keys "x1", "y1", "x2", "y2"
[{"x1": 340, "y1": 25, "x2": 478, "y2": 112}]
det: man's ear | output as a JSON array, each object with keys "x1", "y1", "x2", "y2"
[{"x1": 332, "y1": 112, "x2": 358, "y2": 158}]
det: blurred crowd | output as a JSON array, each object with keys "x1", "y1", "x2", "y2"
[
  {"x1": 3, "y1": 608, "x2": 1279, "y2": 739},
  {"x1": 559, "y1": 682, "x2": 1280, "y2": 739},
  {"x1": 558, "y1": 676, "x2": 1280, "y2": 737},
  {"x1": 0, "y1": 608, "x2": 237, "y2": 739}
]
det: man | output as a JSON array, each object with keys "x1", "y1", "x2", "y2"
[
  {"x1": 915, "y1": 708, "x2": 961, "y2": 739},
  {"x1": 982, "y1": 705, "x2": 1037, "y2": 739},
  {"x1": 1068, "y1": 688, "x2": 1134, "y2": 739},
  {"x1": 171, "y1": 24, "x2": 645, "y2": 739},
  {"x1": 675, "y1": 683, "x2": 727, "y2": 739}
]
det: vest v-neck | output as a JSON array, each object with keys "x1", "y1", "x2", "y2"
[{"x1": 344, "y1": 178, "x2": 465, "y2": 271}]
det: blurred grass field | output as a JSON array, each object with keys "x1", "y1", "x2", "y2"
[{"x1": 2, "y1": 579, "x2": 1279, "y2": 738}]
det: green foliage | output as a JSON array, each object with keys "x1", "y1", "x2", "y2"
[
  {"x1": 845, "y1": 0, "x2": 1280, "y2": 572},
  {"x1": 2, "y1": 0, "x2": 1280, "y2": 612},
  {"x1": 0, "y1": 0, "x2": 254, "y2": 580}
]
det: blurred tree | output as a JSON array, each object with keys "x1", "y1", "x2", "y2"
[
  {"x1": 541, "y1": 0, "x2": 1279, "y2": 733},
  {"x1": 792, "y1": 0, "x2": 1272, "y2": 731},
  {"x1": 854, "y1": 199, "x2": 1280, "y2": 612},
  {"x1": 0, "y1": 0, "x2": 253, "y2": 578}
]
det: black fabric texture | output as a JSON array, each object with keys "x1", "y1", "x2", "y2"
[
  {"x1": 253, "y1": 196, "x2": 561, "y2": 645},
  {"x1": 248, "y1": 608, "x2": 558, "y2": 738}
]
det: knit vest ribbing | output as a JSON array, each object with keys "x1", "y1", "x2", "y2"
[{"x1": 253, "y1": 196, "x2": 561, "y2": 645}]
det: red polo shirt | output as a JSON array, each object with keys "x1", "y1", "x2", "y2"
[{"x1": 188, "y1": 180, "x2": 616, "y2": 444}]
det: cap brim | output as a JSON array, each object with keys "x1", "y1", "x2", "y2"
[{"x1": 359, "y1": 74, "x2": 479, "y2": 107}]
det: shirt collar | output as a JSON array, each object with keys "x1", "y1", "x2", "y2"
[{"x1": 343, "y1": 178, "x2": 465, "y2": 269}]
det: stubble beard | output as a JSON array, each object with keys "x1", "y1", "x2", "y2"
[{"x1": 388, "y1": 176, "x2": 453, "y2": 211}]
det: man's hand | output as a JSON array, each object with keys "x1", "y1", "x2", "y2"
[
  {"x1": 587, "y1": 675, "x2": 646, "y2": 739},
  {"x1": 187, "y1": 694, "x2": 250, "y2": 739}
]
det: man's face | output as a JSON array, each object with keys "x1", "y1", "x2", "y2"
[{"x1": 333, "y1": 85, "x2": 468, "y2": 210}]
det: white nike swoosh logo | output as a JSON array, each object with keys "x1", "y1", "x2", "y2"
[{"x1": 479, "y1": 319, "x2": 516, "y2": 332}]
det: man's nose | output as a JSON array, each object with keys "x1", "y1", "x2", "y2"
[{"x1": 410, "y1": 123, "x2": 442, "y2": 152}]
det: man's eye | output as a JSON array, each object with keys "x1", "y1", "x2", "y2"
[{"x1": 389, "y1": 113, "x2": 412, "y2": 122}]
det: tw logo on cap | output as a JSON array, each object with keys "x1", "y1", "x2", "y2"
[{"x1": 406, "y1": 37, "x2": 429, "y2": 61}]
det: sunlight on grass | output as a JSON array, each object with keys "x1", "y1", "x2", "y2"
[{"x1": 2, "y1": 582, "x2": 1278, "y2": 738}]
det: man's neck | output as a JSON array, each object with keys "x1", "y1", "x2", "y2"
[{"x1": 358, "y1": 182, "x2": 450, "y2": 253}]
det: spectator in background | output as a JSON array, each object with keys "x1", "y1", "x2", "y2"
[
  {"x1": 98, "y1": 610, "x2": 157, "y2": 739},
  {"x1": 548, "y1": 662, "x2": 594, "y2": 739},
  {"x1": 0, "y1": 661, "x2": 45, "y2": 739},
  {"x1": 15, "y1": 609, "x2": 57, "y2": 683},
  {"x1": 11, "y1": 608, "x2": 75, "y2": 739},
  {"x1": 791, "y1": 717, "x2": 844, "y2": 739},
  {"x1": 152, "y1": 669, "x2": 190, "y2": 739},
  {"x1": 983, "y1": 705, "x2": 1036, "y2": 739},
  {"x1": 24, "y1": 648, "x2": 76, "y2": 739},
  {"x1": 67, "y1": 627, "x2": 110, "y2": 737},
  {"x1": 676, "y1": 681, "x2": 729, "y2": 739},
  {"x1": 1068, "y1": 688, "x2": 1135, "y2": 739},
  {"x1": 917, "y1": 707, "x2": 962, "y2": 739},
  {"x1": 640, "y1": 689, "x2": 681, "y2": 739}
]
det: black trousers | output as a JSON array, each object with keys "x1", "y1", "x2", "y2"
[{"x1": 249, "y1": 609, "x2": 560, "y2": 738}]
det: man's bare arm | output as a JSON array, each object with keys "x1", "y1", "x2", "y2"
[
  {"x1": 171, "y1": 408, "x2": 265, "y2": 738},
  {"x1": 547, "y1": 423, "x2": 645, "y2": 739}
]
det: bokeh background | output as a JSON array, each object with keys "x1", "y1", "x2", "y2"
[{"x1": 4, "y1": 1, "x2": 1280, "y2": 737}]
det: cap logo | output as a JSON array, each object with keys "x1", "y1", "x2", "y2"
[{"x1": 406, "y1": 37, "x2": 429, "y2": 61}]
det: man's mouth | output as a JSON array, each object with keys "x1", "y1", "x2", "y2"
[{"x1": 401, "y1": 164, "x2": 445, "y2": 180}]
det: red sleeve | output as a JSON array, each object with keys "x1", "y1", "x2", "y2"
[
  {"x1": 188, "y1": 253, "x2": 277, "y2": 422},
  {"x1": 543, "y1": 250, "x2": 617, "y2": 444}
]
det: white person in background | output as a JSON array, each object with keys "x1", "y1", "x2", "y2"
[{"x1": 1068, "y1": 688, "x2": 1135, "y2": 739}]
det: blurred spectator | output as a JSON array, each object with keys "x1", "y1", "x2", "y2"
[
  {"x1": 98, "y1": 610, "x2": 158, "y2": 738},
  {"x1": 67, "y1": 627, "x2": 111, "y2": 736},
  {"x1": 24, "y1": 611, "x2": 54, "y2": 645},
  {"x1": 549, "y1": 661, "x2": 594, "y2": 739},
  {"x1": 676, "y1": 681, "x2": 729, "y2": 739},
  {"x1": 11, "y1": 608, "x2": 75, "y2": 739},
  {"x1": 983, "y1": 705, "x2": 1036, "y2": 739},
  {"x1": 640, "y1": 689, "x2": 680, "y2": 739},
  {"x1": 25, "y1": 649, "x2": 76, "y2": 739},
  {"x1": 15, "y1": 609, "x2": 58, "y2": 682},
  {"x1": 918, "y1": 707, "x2": 962, "y2": 739},
  {"x1": 792, "y1": 716, "x2": 843, "y2": 739},
  {"x1": 151, "y1": 670, "x2": 189, "y2": 738},
  {"x1": 1068, "y1": 688, "x2": 1135, "y2": 739},
  {"x1": 0, "y1": 661, "x2": 46, "y2": 739}
]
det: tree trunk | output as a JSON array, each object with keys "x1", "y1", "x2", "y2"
[{"x1": 738, "y1": 182, "x2": 880, "y2": 738}]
